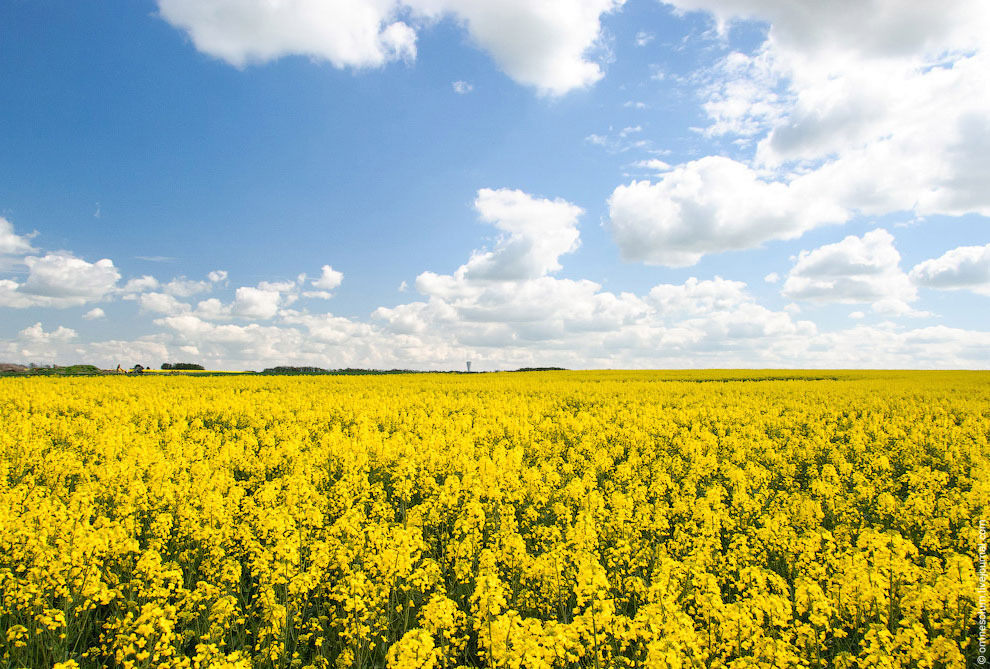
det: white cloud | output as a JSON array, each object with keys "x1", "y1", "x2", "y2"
[
  {"x1": 375, "y1": 276, "x2": 650, "y2": 347},
  {"x1": 122, "y1": 275, "x2": 160, "y2": 293},
  {"x1": 231, "y1": 286, "x2": 282, "y2": 320},
  {"x1": 257, "y1": 279, "x2": 298, "y2": 293},
  {"x1": 782, "y1": 229, "x2": 921, "y2": 316},
  {"x1": 8, "y1": 250, "x2": 986, "y2": 371},
  {"x1": 910, "y1": 244, "x2": 990, "y2": 296},
  {"x1": 280, "y1": 312, "x2": 379, "y2": 345},
  {"x1": 666, "y1": 0, "x2": 987, "y2": 61},
  {"x1": 631, "y1": 159, "x2": 671, "y2": 173},
  {"x1": 22, "y1": 255, "x2": 120, "y2": 301},
  {"x1": 148, "y1": 275, "x2": 311, "y2": 321},
  {"x1": 19, "y1": 322, "x2": 77, "y2": 343},
  {"x1": 152, "y1": 311, "x2": 385, "y2": 369},
  {"x1": 192, "y1": 297, "x2": 230, "y2": 320},
  {"x1": 82, "y1": 307, "x2": 106, "y2": 320},
  {"x1": 700, "y1": 48, "x2": 787, "y2": 138},
  {"x1": 135, "y1": 256, "x2": 176, "y2": 263},
  {"x1": 157, "y1": 0, "x2": 623, "y2": 95},
  {"x1": 139, "y1": 292, "x2": 193, "y2": 316},
  {"x1": 302, "y1": 291, "x2": 335, "y2": 300},
  {"x1": 456, "y1": 188, "x2": 582, "y2": 281},
  {"x1": 88, "y1": 339, "x2": 171, "y2": 369},
  {"x1": 157, "y1": 0, "x2": 417, "y2": 69},
  {"x1": 52, "y1": 314, "x2": 989, "y2": 371},
  {"x1": 2, "y1": 323, "x2": 82, "y2": 366},
  {"x1": 413, "y1": 0, "x2": 624, "y2": 96},
  {"x1": 610, "y1": 1, "x2": 990, "y2": 266},
  {"x1": 648, "y1": 276, "x2": 749, "y2": 316},
  {"x1": 164, "y1": 277, "x2": 212, "y2": 297},
  {"x1": 608, "y1": 156, "x2": 847, "y2": 266},
  {"x1": 208, "y1": 270, "x2": 228, "y2": 283},
  {"x1": 368, "y1": 188, "x2": 821, "y2": 367},
  {"x1": 764, "y1": 272, "x2": 779, "y2": 283},
  {"x1": 635, "y1": 31, "x2": 653, "y2": 47},
  {"x1": 587, "y1": 126, "x2": 662, "y2": 154},
  {"x1": 803, "y1": 324, "x2": 990, "y2": 369},
  {"x1": 0, "y1": 217, "x2": 36, "y2": 256},
  {"x1": 0, "y1": 254, "x2": 121, "y2": 308},
  {"x1": 452, "y1": 80, "x2": 473, "y2": 94},
  {"x1": 312, "y1": 265, "x2": 344, "y2": 290}
]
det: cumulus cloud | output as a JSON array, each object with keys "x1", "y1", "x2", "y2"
[
  {"x1": 0, "y1": 254, "x2": 121, "y2": 308},
  {"x1": 910, "y1": 244, "x2": 990, "y2": 296},
  {"x1": 369, "y1": 187, "x2": 819, "y2": 364},
  {"x1": 208, "y1": 270, "x2": 228, "y2": 283},
  {"x1": 312, "y1": 265, "x2": 344, "y2": 291},
  {"x1": 19, "y1": 322, "x2": 77, "y2": 343},
  {"x1": 82, "y1": 307, "x2": 106, "y2": 320},
  {"x1": 122, "y1": 275, "x2": 160, "y2": 293},
  {"x1": 0, "y1": 323, "x2": 81, "y2": 366},
  {"x1": 164, "y1": 277, "x2": 213, "y2": 297},
  {"x1": 136, "y1": 274, "x2": 314, "y2": 322},
  {"x1": 782, "y1": 229, "x2": 922, "y2": 316},
  {"x1": 630, "y1": 159, "x2": 671, "y2": 173},
  {"x1": 666, "y1": 0, "x2": 986, "y2": 62},
  {"x1": 0, "y1": 217, "x2": 36, "y2": 257},
  {"x1": 610, "y1": 0, "x2": 990, "y2": 265},
  {"x1": 699, "y1": 48, "x2": 787, "y2": 139},
  {"x1": 153, "y1": 311, "x2": 384, "y2": 368},
  {"x1": 648, "y1": 276, "x2": 749, "y2": 316},
  {"x1": 53, "y1": 312, "x2": 988, "y2": 370},
  {"x1": 457, "y1": 188, "x2": 582, "y2": 281},
  {"x1": 257, "y1": 279, "x2": 298, "y2": 293},
  {"x1": 139, "y1": 292, "x2": 193, "y2": 316},
  {"x1": 22, "y1": 255, "x2": 119, "y2": 301},
  {"x1": 231, "y1": 286, "x2": 282, "y2": 320},
  {"x1": 452, "y1": 80, "x2": 473, "y2": 94},
  {"x1": 156, "y1": 0, "x2": 417, "y2": 69},
  {"x1": 608, "y1": 156, "x2": 847, "y2": 266},
  {"x1": 157, "y1": 0, "x2": 622, "y2": 95}
]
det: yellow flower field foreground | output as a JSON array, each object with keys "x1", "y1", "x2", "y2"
[{"x1": 1, "y1": 371, "x2": 987, "y2": 668}]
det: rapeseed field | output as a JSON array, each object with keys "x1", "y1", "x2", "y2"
[{"x1": 0, "y1": 371, "x2": 986, "y2": 668}]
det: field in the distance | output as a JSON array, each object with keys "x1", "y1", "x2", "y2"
[{"x1": 0, "y1": 371, "x2": 986, "y2": 668}]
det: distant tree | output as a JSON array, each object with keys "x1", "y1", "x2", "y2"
[
  {"x1": 172, "y1": 362, "x2": 205, "y2": 370},
  {"x1": 162, "y1": 362, "x2": 172, "y2": 370},
  {"x1": 262, "y1": 366, "x2": 329, "y2": 375}
]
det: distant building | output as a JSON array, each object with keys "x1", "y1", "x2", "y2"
[{"x1": 466, "y1": 361, "x2": 471, "y2": 372}]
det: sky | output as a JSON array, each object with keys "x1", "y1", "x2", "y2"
[{"x1": 1, "y1": 0, "x2": 988, "y2": 371}]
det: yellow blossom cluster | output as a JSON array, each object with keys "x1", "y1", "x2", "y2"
[{"x1": 0, "y1": 370, "x2": 986, "y2": 668}]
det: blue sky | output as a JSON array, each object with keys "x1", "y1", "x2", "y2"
[{"x1": 1, "y1": 0, "x2": 988, "y2": 370}]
